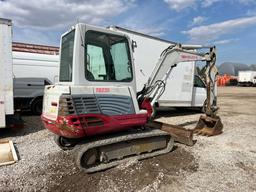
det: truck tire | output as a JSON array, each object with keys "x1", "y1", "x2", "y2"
[{"x1": 31, "y1": 97, "x2": 43, "y2": 115}]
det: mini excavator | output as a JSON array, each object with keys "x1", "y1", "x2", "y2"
[{"x1": 41, "y1": 23, "x2": 223, "y2": 173}]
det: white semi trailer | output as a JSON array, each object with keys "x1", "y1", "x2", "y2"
[
  {"x1": 109, "y1": 26, "x2": 207, "y2": 108},
  {"x1": 0, "y1": 18, "x2": 14, "y2": 128}
]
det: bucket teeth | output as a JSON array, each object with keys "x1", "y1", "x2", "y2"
[{"x1": 195, "y1": 128, "x2": 222, "y2": 136}]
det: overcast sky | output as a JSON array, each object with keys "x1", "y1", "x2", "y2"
[{"x1": 1, "y1": 0, "x2": 256, "y2": 65}]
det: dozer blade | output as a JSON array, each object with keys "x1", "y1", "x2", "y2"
[
  {"x1": 146, "y1": 121, "x2": 194, "y2": 146},
  {"x1": 193, "y1": 115, "x2": 223, "y2": 136},
  {"x1": 76, "y1": 128, "x2": 174, "y2": 173}
]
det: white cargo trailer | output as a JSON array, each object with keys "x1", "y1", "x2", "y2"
[
  {"x1": 0, "y1": 18, "x2": 14, "y2": 128},
  {"x1": 238, "y1": 71, "x2": 256, "y2": 86},
  {"x1": 109, "y1": 26, "x2": 206, "y2": 107}
]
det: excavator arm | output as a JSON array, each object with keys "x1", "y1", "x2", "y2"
[
  {"x1": 138, "y1": 44, "x2": 218, "y2": 116},
  {"x1": 138, "y1": 43, "x2": 223, "y2": 137}
]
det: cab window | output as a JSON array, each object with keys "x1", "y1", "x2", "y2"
[
  {"x1": 59, "y1": 30, "x2": 75, "y2": 82},
  {"x1": 194, "y1": 75, "x2": 206, "y2": 88},
  {"x1": 84, "y1": 30, "x2": 132, "y2": 82}
]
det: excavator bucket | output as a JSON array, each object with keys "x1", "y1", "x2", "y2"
[{"x1": 193, "y1": 115, "x2": 223, "y2": 136}]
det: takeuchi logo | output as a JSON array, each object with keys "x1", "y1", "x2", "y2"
[
  {"x1": 96, "y1": 88, "x2": 110, "y2": 93},
  {"x1": 181, "y1": 54, "x2": 201, "y2": 60}
]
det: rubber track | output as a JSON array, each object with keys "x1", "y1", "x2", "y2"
[{"x1": 76, "y1": 128, "x2": 174, "y2": 173}]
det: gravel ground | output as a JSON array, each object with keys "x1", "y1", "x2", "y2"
[{"x1": 0, "y1": 86, "x2": 256, "y2": 192}]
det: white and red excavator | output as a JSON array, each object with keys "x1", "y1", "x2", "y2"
[{"x1": 41, "y1": 23, "x2": 223, "y2": 173}]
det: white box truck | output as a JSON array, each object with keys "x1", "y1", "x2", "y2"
[
  {"x1": 0, "y1": 18, "x2": 16, "y2": 128},
  {"x1": 109, "y1": 26, "x2": 207, "y2": 108},
  {"x1": 238, "y1": 71, "x2": 256, "y2": 86},
  {"x1": 0, "y1": 18, "x2": 59, "y2": 116}
]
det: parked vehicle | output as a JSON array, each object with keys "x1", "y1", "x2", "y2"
[
  {"x1": 12, "y1": 51, "x2": 59, "y2": 114},
  {"x1": 13, "y1": 78, "x2": 52, "y2": 114},
  {"x1": 238, "y1": 71, "x2": 256, "y2": 86},
  {"x1": 109, "y1": 26, "x2": 207, "y2": 108},
  {"x1": 0, "y1": 18, "x2": 22, "y2": 128}
]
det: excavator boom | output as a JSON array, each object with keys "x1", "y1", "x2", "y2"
[
  {"x1": 138, "y1": 44, "x2": 223, "y2": 136},
  {"x1": 139, "y1": 44, "x2": 216, "y2": 109}
]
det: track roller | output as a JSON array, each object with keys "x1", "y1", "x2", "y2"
[{"x1": 54, "y1": 135, "x2": 79, "y2": 150}]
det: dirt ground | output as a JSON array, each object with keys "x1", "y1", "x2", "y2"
[{"x1": 0, "y1": 86, "x2": 256, "y2": 192}]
